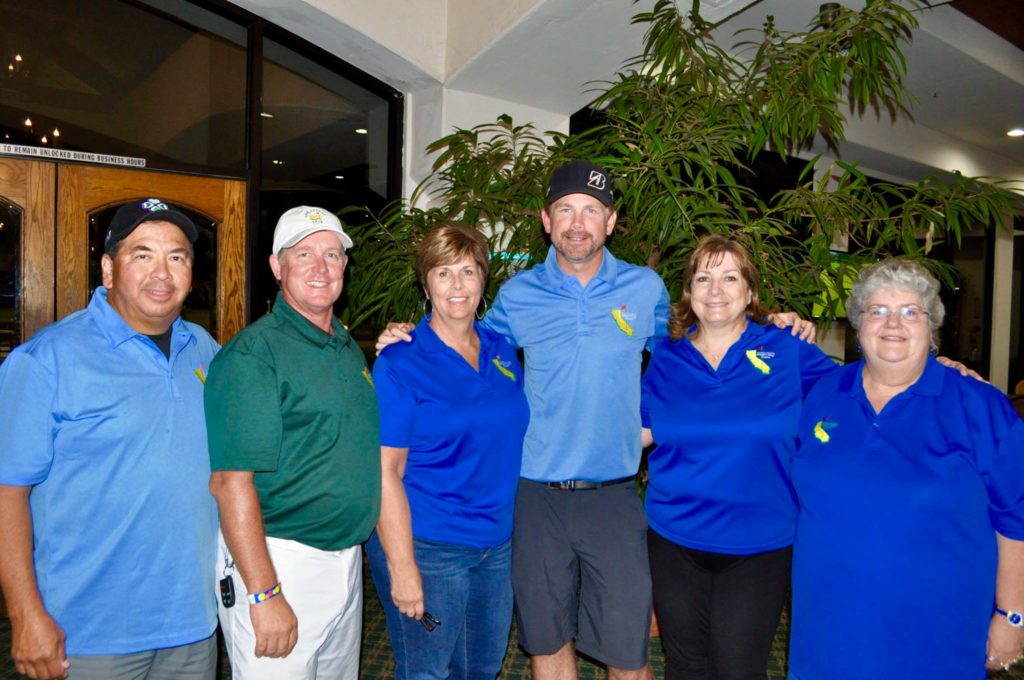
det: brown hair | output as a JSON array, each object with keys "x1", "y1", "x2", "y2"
[
  {"x1": 669, "y1": 234, "x2": 771, "y2": 341},
  {"x1": 414, "y1": 223, "x2": 490, "y2": 289}
]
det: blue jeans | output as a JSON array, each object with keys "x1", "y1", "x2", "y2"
[{"x1": 366, "y1": 532, "x2": 513, "y2": 680}]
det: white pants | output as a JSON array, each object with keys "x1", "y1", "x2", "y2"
[{"x1": 217, "y1": 533, "x2": 363, "y2": 680}]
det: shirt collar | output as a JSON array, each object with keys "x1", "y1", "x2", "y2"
[
  {"x1": 89, "y1": 286, "x2": 192, "y2": 349},
  {"x1": 841, "y1": 355, "x2": 944, "y2": 396},
  {"x1": 272, "y1": 291, "x2": 350, "y2": 349},
  {"x1": 413, "y1": 314, "x2": 489, "y2": 355},
  {"x1": 541, "y1": 245, "x2": 618, "y2": 289}
]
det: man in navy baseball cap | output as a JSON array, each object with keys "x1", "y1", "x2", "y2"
[{"x1": 105, "y1": 198, "x2": 199, "y2": 254}]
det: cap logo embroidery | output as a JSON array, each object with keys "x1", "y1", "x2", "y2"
[
  {"x1": 141, "y1": 198, "x2": 169, "y2": 212},
  {"x1": 304, "y1": 208, "x2": 325, "y2": 223},
  {"x1": 587, "y1": 171, "x2": 606, "y2": 191}
]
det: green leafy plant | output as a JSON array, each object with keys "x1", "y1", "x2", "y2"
[{"x1": 339, "y1": 0, "x2": 1020, "y2": 332}]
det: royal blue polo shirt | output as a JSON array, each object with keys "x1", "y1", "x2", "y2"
[
  {"x1": 373, "y1": 317, "x2": 529, "y2": 548},
  {"x1": 789, "y1": 358, "x2": 1024, "y2": 679},
  {"x1": 0, "y1": 287, "x2": 219, "y2": 655},
  {"x1": 484, "y1": 245, "x2": 669, "y2": 482},
  {"x1": 641, "y1": 322, "x2": 838, "y2": 554}
]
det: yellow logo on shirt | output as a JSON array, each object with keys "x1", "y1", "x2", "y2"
[
  {"x1": 361, "y1": 367, "x2": 374, "y2": 388},
  {"x1": 814, "y1": 419, "x2": 837, "y2": 443},
  {"x1": 194, "y1": 365, "x2": 207, "y2": 384},
  {"x1": 492, "y1": 357, "x2": 516, "y2": 382},
  {"x1": 611, "y1": 307, "x2": 634, "y2": 336},
  {"x1": 745, "y1": 349, "x2": 771, "y2": 375}
]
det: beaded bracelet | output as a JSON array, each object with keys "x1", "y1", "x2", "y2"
[{"x1": 251, "y1": 582, "x2": 282, "y2": 605}]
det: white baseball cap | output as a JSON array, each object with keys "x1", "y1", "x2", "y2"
[{"x1": 272, "y1": 206, "x2": 354, "y2": 255}]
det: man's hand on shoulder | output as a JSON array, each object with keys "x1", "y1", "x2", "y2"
[
  {"x1": 767, "y1": 311, "x2": 817, "y2": 343},
  {"x1": 375, "y1": 322, "x2": 415, "y2": 355},
  {"x1": 250, "y1": 593, "x2": 298, "y2": 658},
  {"x1": 10, "y1": 609, "x2": 69, "y2": 680}
]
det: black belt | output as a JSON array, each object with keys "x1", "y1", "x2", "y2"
[{"x1": 542, "y1": 475, "x2": 636, "y2": 491}]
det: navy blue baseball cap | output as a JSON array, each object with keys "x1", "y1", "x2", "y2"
[
  {"x1": 105, "y1": 198, "x2": 199, "y2": 253},
  {"x1": 545, "y1": 160, "x2": 614, "y2": 206}
]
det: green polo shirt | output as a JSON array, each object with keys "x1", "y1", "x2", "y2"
[{"x1": 205, "y1": 293, "x2": 380, "y2": 551}]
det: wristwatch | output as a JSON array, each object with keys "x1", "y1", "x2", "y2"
[{"x1": 995, "y1": 607, "x2": 1024, "y2": 627}]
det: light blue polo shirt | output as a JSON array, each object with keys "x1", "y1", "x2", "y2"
[
  {"x1": 641, "y1": 322, "x2": 838, "y2": 554},
  {"x1": 484, "y1": 245, "x2": 669, "y2": 482},
  {"x1": 373, "y1": 317, "x2": 529, "y2": 548},
  {"x1": 0, "y1": 287, "x2": 219, "y2": 655},
  {"x1": 789, "y1": 358, "x2": 1024, "y2": 679}
]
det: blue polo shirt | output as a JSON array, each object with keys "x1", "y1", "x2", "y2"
[
  {"x1": 641, "y1": 322, "x2": 837, "y2": 554},
  {"x1": 789, "y1": 358, "x2": 1024, "y2": 679},
  {"x1": 374, "y1": 317, "x2": 529, "y2": 548},
  {"x1": 0, "y1": 287, "x2": 219, "y2": 655},
  {"x1": 484, "y1": 246, "x2": 669, "y2": 481}
]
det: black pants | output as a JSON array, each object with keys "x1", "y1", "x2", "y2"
[{"x1": 648, "y1": 529, "x2": 792, "y2": 680}]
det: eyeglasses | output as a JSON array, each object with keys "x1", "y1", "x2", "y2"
[{"x1": 861, "y1": 305, "x2": 929, "y2": 323}]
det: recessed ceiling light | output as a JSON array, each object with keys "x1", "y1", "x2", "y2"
[
  {"x1": 272, "y1": 159, "x2": 284, "y2": 165},
  {"x1": 335, "y1": 175, "x2": 344, "y2": 179},
  {"x1": 355, "y1": 128, "x2": 368, "y2": 135},
  {"x1": 1007, "y1": 128, "x2": 1024, "y2": 138},
  {"x1": 24, "y1": 117, "x2": 32, "y2": 126},
  {"x1": 260, "y1": 112, "x2": 274, "y2": 118}
]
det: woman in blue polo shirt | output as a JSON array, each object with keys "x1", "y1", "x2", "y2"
[
  {"x1": 367, "y1": 223, "x2": 529, "y2": 679},
  {"x1": 640, "y1": 235, "x2": 839, "y2": 679},
  {"x1": 789, "y1": 259, "x2": 1024, "y2": 678}
]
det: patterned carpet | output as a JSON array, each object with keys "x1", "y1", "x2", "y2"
[{"x1": 0, "y1": 564, "x2": 1019, "y2": 679}]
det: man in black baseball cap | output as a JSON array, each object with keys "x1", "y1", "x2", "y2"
[
  {"x1": 544, "y1": 159, "x2": 615, "y2": 207},
  {"x1": 105, "y1": 197, "x2": 199, "y2": 254},
  {"x1": 0, "y1": 194, "x2": 220, "y2": 680}
]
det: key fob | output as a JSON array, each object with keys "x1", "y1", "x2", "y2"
[{"x1": 219, "y1": 575, "x2": 236, "y2": 608}]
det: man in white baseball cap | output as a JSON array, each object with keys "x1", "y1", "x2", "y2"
[
  {"x1": 271, "y1": 205, "x2": 354, "y2": 255},
  {"x1": 206, "y1": 205, "x2": 379, "y2": 679}
]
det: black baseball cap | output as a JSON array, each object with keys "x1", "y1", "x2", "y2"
[
  {"x1": 104, "y1": 198, "x2": 199, "y2": 254},
  {"x1": 545, "y1": 160, "x2": 614, "y2": 206}
]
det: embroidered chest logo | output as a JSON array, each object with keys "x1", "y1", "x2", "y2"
[
  {"x1": 491, "y1": 356, "x2": 517, "y2": 382},
  {"x1": 361, "y1": 367, "x2": 374, "y2": 388},
  {"x1": 813, "y1": 418, "x2": 838, "y2": 443},
  {"x1": 611, "y1": 305, "x2": 635, "y2": 336},
  {"x1": 744, "y1": 347, "x2": 773, "y2": 375},
  {"x1": 193, "y1": 364, "x2": 207, "y2": 384}
]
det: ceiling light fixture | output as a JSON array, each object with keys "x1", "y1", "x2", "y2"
[
  {"x1": 335, "y1": 175, "x2": 344, "y2": 179},
  {"x1": 53, "y1": 128, "x2": 60, "y2": 137},
  {"x1": 1008, "y1": 128, "x2": 1024, "y2": 138},
  {"x1": 355, "y1": 128, "x2": 367, "y2": 135},
  {"x1": 41, "y1": 135, "x2": 48, "y2": 144},
  {"x1": 260, "y1": 112, "x2": 273, "y2": 118},
  {"x1": 24, "y1": 117, "x2": 32, "y2": 126}
]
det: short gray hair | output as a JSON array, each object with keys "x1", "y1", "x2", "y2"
[{"x1": 845, "y1": 258, "x2": 945, "y2": 351}]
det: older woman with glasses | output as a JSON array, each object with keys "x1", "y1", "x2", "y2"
[
  {"x1": 366, "y1": 224, "x2": 529, "y2": 679},
  {"x1": 789, "y1": 258, "x2": 1024, "y2": 679}
]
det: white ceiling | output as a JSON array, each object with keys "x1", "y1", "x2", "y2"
[{"x1": 446, "y1": 0, "x2": 1024, "y2": 185}]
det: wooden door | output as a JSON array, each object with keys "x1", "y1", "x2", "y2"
[
  {"x1": 0, "y1": 159, "x2": 246, "y2": 345},
  {"x1": 0, "y1": 158, "x2": 55, "y2": 344}
]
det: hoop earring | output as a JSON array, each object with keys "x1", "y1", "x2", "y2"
[
  {"x1": 476, "y1": 300, "x2": 486, "y2": 321},
  {"x1": 421, "y1": 298, "x2": 431, "y2": 318}
]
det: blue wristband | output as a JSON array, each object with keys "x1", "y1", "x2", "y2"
[{"x1": 251, "y1": 583, "x2": 281, "y2": 605}]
